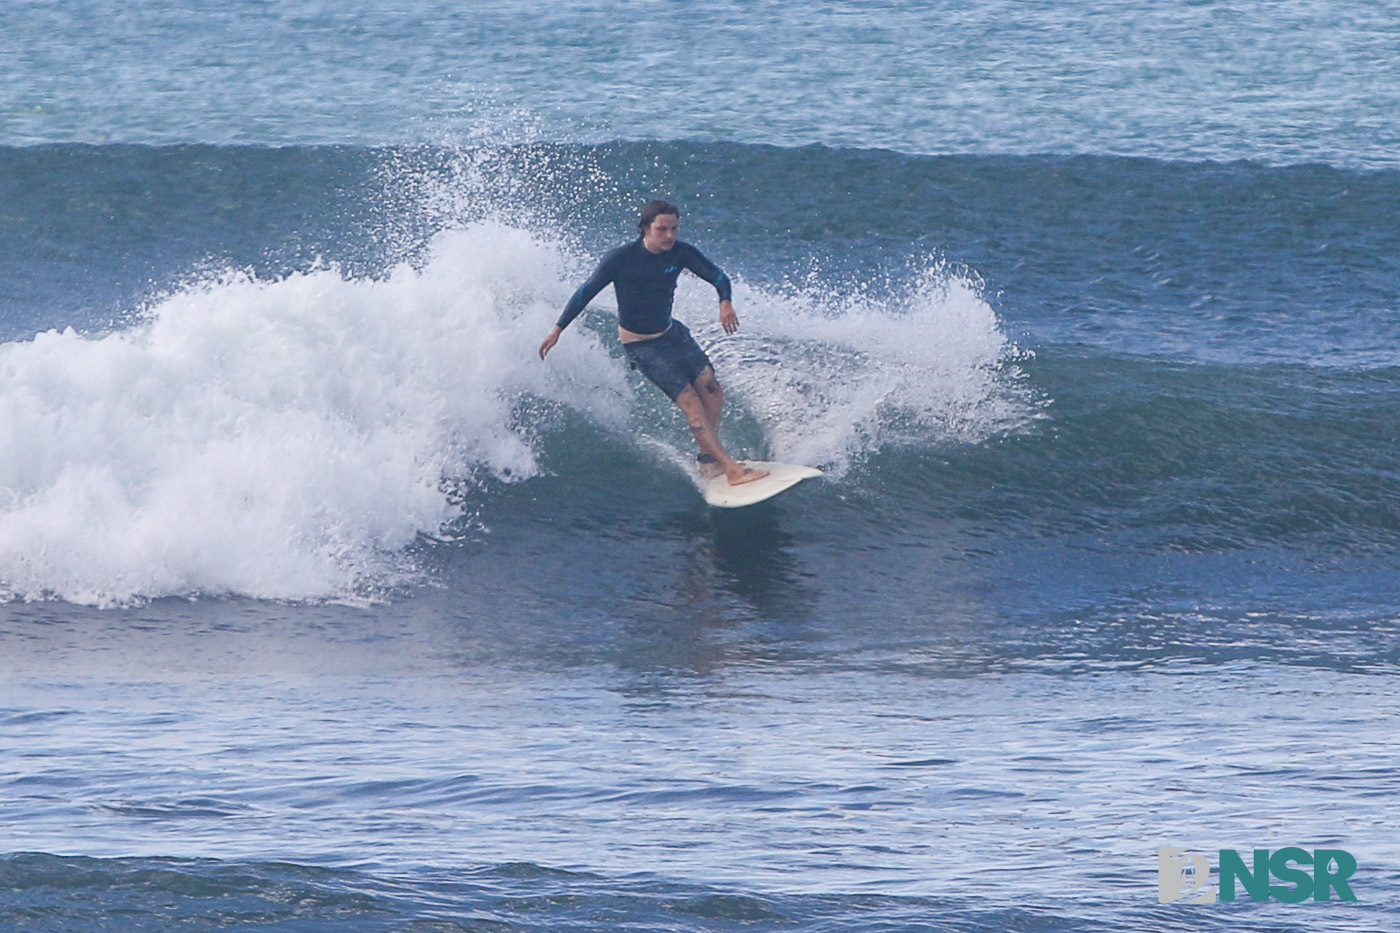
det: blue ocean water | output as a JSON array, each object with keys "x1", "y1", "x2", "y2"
[{"x1": 3, "y1": 2, "x2": 1399, "y2": 930}]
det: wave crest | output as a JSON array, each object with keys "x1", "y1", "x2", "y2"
[{"x1": 0, "y1": 223, "x2": 627, "y2": 606}]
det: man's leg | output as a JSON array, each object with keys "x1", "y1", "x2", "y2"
[
  {"x1": 673, "y1": 384, "x2": 766, "y2": 486},
  {"x1": 694, "y1": 367, "x2": 724, "y2": 440}
]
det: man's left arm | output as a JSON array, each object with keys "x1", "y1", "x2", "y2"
[{"x1": 683, "y1": 244, "x2": 740, "y2": 334}]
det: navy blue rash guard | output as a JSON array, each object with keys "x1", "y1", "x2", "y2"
[{"x1": 555, "y1": 239, "x2": 732, "y2": 335}]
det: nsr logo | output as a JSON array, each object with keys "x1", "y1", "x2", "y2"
[{"x1": 1158, "y1": 847, "x2": 1358, "y2": 904}]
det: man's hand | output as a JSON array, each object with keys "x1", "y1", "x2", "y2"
[
  {"x1": 538, "y1": 326, "x2": 563, "y2": 360},
  {"x1": 719, "y1": 300, "x2": 740, "y2": 335}
]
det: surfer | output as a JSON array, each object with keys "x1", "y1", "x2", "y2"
[{"x1": 538, "y1": 200, "x2": 767, "y2": 487}]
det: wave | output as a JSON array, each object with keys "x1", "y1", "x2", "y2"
[
  {"x1": 0, "y1": 217, "x2": 1026, "y2": 606},
  {"x1": 3, "y1": 140, "x2": 1396, "y2": 605}
]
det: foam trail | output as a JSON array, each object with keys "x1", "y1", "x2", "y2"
[
  {"x1": 0, "y1": 223, "x2": 628, "y2": 606},
  {"x1": 700, "y1": 263, "x2": 1039, "y2": 474}
]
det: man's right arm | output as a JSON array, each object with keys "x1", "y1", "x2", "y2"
[{"x1": 539, "y1": 253, "x2": 616, "y2": 360}]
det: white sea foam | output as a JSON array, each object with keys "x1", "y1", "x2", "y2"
[
  {"x1": 699, "y1": 263, "x2": 1038, "y2": 474},
  {"x1": 0, "y1": 223, "x2": 628, "y2": 606}
]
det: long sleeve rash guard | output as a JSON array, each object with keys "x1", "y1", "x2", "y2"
[{"x1": 555, "y1": 239, "x2": 732, "y2": 335}]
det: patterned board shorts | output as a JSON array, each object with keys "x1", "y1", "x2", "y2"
[{"x1": 623, "y1": 320, "x2": 713, "y2": 401}]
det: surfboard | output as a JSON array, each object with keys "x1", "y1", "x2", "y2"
[{"x1": 702, "y1": 461, "x2": 822, "y2": 508}]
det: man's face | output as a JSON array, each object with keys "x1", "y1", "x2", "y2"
[{"x1": 642, "y1": 213, "x2": 679, "y2": 252}]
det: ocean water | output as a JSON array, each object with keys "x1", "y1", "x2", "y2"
[{"x1": 2, "y1": 2, "x2": 1399, "y2": 930}]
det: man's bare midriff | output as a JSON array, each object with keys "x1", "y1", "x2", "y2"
[{"x1": 618, "y1": 323, "x2": 671, "y2": 344}]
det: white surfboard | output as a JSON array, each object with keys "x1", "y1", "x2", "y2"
[{"x1": 702, "y1": 461, "x2": 822, "y2": 508}]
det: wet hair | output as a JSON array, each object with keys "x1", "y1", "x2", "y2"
[{"x1": 639, "y1": 199, "x2": 680, "y2": 233}]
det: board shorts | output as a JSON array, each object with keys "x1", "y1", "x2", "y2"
[{"x1": 623, "y1": 320, "x2": 713, "y2": 401}]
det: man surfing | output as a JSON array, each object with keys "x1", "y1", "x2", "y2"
[{"x1": 538, "y1": 200, "x2": 767, "y2": 487}]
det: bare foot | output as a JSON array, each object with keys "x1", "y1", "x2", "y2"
[{"x1": 726, "y1": 466, "x2": 769, "y2": 486}]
